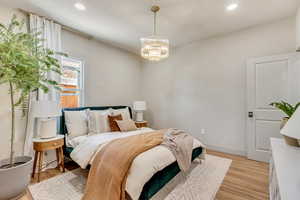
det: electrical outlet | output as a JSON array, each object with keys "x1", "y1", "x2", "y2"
[{"x1": 200, "y1": 128, "x2": 205, "y2": 135}]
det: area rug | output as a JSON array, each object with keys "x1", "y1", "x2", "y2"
[{"x1": 29, "y1": 155, "x2": 231, "y2": 200}]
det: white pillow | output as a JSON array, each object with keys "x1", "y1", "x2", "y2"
[
  {"x1": 87, "y1": 109, "x2": 110, "y2": 134},
  {"x1": 64, "y1": 110, "x2": 88, "y2": 139},
  {"x1": 109, "y1": 107, "x2": 131, "y2": 120}
]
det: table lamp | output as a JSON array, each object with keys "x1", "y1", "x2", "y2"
[
  {"x1": 31, "y1": 100, "x2": 61, "y2": 139},
  {"x1": 133, "y1": 101, "x2": 147, "y2": 122},
  {"x1": 280, "y1": 107, "x2": 300, "y2": 147}
]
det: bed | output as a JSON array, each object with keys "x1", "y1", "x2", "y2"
[{"x1": 59, "y1": 106, "x2": 204, "y2": 200}]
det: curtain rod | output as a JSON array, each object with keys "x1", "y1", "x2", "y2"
[{"x1": 18, "y1": 8, "x2": 93, "y2": 40}]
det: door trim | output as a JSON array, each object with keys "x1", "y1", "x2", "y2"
[{"x1": 246, "y1": 53, "x2": 297, "y2": 162}]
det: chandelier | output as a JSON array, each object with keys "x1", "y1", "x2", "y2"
[{"x1": 140, "y1": 5, "x2": 169, "y2": 61}]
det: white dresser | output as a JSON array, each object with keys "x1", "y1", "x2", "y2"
[{"x1": 270, "y1": 138, "x2": 300, "y2": 200}]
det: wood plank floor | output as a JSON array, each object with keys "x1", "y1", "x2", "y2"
[
  {"x1": 20, "y1": 150, "x2": 269, "y2": 200},
  {"x1": 208, "y1": 150, "x2": 269, "y2": 200}
]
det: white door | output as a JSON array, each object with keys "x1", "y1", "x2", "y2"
[{"x1": 247, "y1": 53, "x2": 300, "y2": 162}]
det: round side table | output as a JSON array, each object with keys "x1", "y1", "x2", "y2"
[{"x1": 32, "y1": 135, "x2": 65, "y2": 182}]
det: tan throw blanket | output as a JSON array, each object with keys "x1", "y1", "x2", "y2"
[
  {"x1": 162, "y1": 129, "x2": 194, "y2": 172},
  {"x1": 82, "y1": 130, "x2": 164, "y2": 200}
]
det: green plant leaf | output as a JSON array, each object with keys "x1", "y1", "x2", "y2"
[
  {"x1": 0, "y1": 15, "x2": 68, "y2": 165},
  {"x1": 269, "y1": 101, "x2": 299, "y2": 117},
  {"x1": 294, "y1": 102, "x2": 300, "y2": 112}
]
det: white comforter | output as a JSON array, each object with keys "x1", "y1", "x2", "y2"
[{"x1": 70, "y1": 128, "x2": 204, "y2": 200}]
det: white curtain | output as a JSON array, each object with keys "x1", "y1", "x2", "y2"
[{"x1": 23, "y1": 14, "x2": 62, "y2": 156}]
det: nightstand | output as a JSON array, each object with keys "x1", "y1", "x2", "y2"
[
  {"x1": 32, "y1": 135, "x2": 65, "y2": 182},
  {"x1": 135, "y1": 121, "x2": 148, "y2": 128}
]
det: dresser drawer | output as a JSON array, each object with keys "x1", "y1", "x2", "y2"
[{"x1": 33, "y1": 138, "x2": 64, "y2": 151}]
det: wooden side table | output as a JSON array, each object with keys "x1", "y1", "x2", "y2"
[
  {"x1": 135, "y1": 121, "x2": 148, "y2": 128},
  {"x1": 32, "y1": 135, "x2": 65, "y2": 182}
]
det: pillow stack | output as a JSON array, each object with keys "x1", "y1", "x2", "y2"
[
  {"x1": 64, "y1": 107, "x2": 137, "y2": 138},
  {"x1": 108, "y1": 107, "x2": 137, "y2": 132}
]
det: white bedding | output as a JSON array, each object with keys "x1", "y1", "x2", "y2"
[
  {"x1": 66, "y1": 135, "x2": 87, "y2": 148},
  {"x1": 70, "y1": 128, "x2": 205, "y2": 200}
]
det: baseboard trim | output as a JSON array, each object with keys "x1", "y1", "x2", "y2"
[{"x1": 206, "y1": 145, "x2": 246, "y2": 157}]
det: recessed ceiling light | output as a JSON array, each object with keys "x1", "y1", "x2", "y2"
[
  {"x1": 74, "y1": 2, "x2": 86, "y2": 11},
  {"x1": 225, "y1": 0, "x2": 239, "y2": 11},
  {"x1": 226, "y1": 3, "x2": 238, "y2": 11}
]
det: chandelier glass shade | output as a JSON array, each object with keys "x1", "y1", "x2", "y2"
[
  {"x1": 141, "y1": 5, "x2": 169, "y2": 61},
  {"x1": 140, "y1": 36, "x2": 169, "y2": 61}
]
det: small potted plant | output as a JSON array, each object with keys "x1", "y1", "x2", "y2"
[
  {"x1": 0, "y1": 15, "x2": 64, "y2": 199},
  {"x1": 270, "y1": 101, "x2": 300, "y2": 146}
]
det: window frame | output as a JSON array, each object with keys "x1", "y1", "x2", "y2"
[{"x1": 60, "y1": 56, "x2": 85, "y2": 107}]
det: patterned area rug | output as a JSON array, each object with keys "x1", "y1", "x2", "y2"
[{"x1": 29, "y1": 155, "x2": 231, "y2": 200}]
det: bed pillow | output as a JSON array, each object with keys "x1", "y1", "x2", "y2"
[
  {"x1": 116, "y1": 119, "x2": 138, "y2": 132},
  {"x1": 64, "y1": 110, "x2": 88, "y2": 139},
  {"x1": 108, "y1": 114, "x2": 123, "y2": 132},
  {"x1": 109, "y1": 107, "x2": 131, "y2": 120},
  {"x1": 87, "y1": 109, "x2": 110, "y2": 134}
]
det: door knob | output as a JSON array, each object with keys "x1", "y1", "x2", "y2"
[{"x1": 248, "y1": 112, "x2": 253, "y2": 118}]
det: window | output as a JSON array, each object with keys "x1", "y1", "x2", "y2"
[{"x1": 60, "y1": 57, "x2": 84, "y2": 108}]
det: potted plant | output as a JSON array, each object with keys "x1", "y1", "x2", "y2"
[
  {"x1": 0, "y1": 15, "x2": 63, "y2": 199},
  {"x1": 270, "y1": 101, "x2": 300, "y2": 146}
]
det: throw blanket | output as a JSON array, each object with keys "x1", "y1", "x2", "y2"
[
  {"x1": 162, "y1": 129, "x2": 194, "y2": 171},
  {"x1": 70, "y1": 128, "x2": 205, "y2": 199},
  {"x1": 82, "y1": 130, "x2": 164, "y2": 200}
]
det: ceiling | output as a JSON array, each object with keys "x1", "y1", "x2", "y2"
[{"x1": 2, "y1": 0, "x2": 300, "y2": 54}]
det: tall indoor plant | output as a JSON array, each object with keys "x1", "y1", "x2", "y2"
[{"x1": 0, "y1": 15, "x2": 63, "y2": 199}]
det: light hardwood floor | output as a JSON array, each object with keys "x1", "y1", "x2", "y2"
[
  {"x1": 208, "y1": 150, "x2": 269, "y2": 200},
  {"x1": 20, "y1": 150, "x2": 269, "y2": 200}
]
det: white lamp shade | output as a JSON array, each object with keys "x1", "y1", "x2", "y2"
[
  {"x1": 37, "y1": 118, "x2": 57, "y2": 138},
  {"x1": 133, "y1": 101, "x2": 147, "y2": 111},
  {"x1": 31, "y1": 100, "x2": 61, "y2": 118},
  {"x1": 280, "y1": 107, "x2": 300, "y2": 139}
]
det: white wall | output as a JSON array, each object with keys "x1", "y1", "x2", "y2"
[
  {"x1": 61, "y1": 30, "x2": 142, "y2": 107},
  {"x1": 297, "y1": 7, "x2": 300, "y2": 51},
  {"x1": 0, "y1": 2, "x2": 296, "y2": 160},
  {"x1": 0, "y1": 4, "x2": 142, "y2": 160},
  {"x1": 141, "y1": 18, "x2": 296, "y2": 155},
  {"x1": 0, "y1": 5, "x2": 27, "y2": 160}
]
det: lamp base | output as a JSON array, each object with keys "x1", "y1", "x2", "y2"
[
  {"x1": 136, "y1": 112, "x2": 144, "y2": 122},
  {"x1": 283, "y1": 135, "x2": 300, "y2": 147}
]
